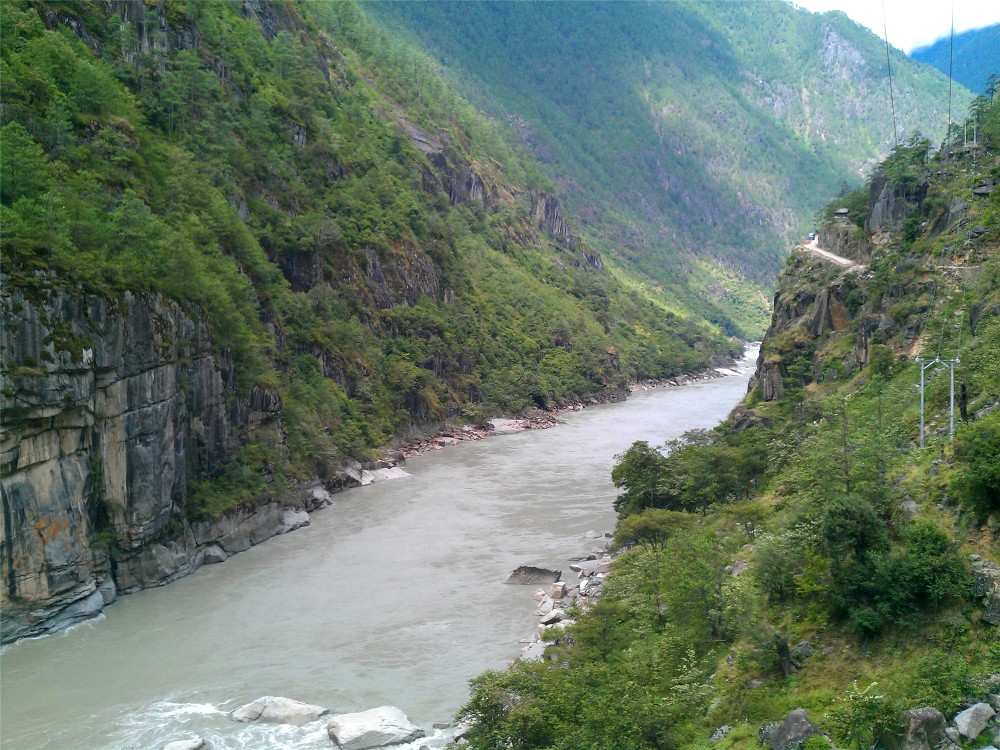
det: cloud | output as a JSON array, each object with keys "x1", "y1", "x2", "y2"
[{"x1": 790, "y1": 0, "x2": 1000, "y2": 52}]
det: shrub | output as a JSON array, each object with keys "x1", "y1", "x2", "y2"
[
  {"x1": 951, "y1": 414, "x2": 1000, "y2": 518},
  {"x1": 827, "y1": 682, "x2": 902, "y2": 749}
]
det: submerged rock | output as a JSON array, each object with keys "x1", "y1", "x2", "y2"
[
  {"x1": 327, "y1": 706, "x2": 425, "y2": 750},
  {"x1": 229, "y1": 695, "x2": 329, "y2": 725}
]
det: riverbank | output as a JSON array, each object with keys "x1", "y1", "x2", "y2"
[{"x1": 391, "y1": 345, "x2": 758, "y2": 462}]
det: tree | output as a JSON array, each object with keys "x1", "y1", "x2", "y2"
[
  {"x1": 952, "y1": 415, "x2": 1000, "y2": 517},
  {"x1": 614, "y1": 508, "x2": 694, "y2": 553},
  {"x1": 0, "y1": 122, "x2": 51, "y2": 205},
  {"x1": 612, "y1": 441, "x2": 668, "y2": 517}
]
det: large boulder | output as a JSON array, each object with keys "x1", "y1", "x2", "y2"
[
  {"x1": 229, "y1": 696, "x2": 329, "y2": 725},
  {"x1": 954, "y1": 702, "x2": 996, "y2": 740},
  {"x1": 327, "y1": 706, "x2": 425, "y2": 750},
  {"x1": 504, "y1": 566, "x2": 562, "y2": 584},
  {"x1": 766, "y1": 708, "x2": 820, "y2": 750},
  {"x1": 888, "y1": 707, "x2": 948, "y2": 750}
]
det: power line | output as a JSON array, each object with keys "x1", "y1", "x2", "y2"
[
  {"x1": 947, "y1": 6, "x2": 954, "y2": 148},
  {"x1": 882, "y1": 4, "x2": 898, "y2": 150}
]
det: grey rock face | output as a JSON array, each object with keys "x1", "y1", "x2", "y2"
[
  {"x1": 282, "y1": 507, "x2": 311, "y2": 533},
  {"x1": 954, "y1": 702, "x2": 996, "y2": 740},
  {"x1": 767, "y1": 708, "x2": 820, "y2": 750},
  {"x1": 0, "y1": 287, "x2": 281, "y2": 643}
]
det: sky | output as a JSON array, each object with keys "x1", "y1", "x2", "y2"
[{"x1": 790, "y1": 0, "x2": 1000, "y2": 53}]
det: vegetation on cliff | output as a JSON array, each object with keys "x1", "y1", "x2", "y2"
[
  {"x1": 458, "y1": 86, "x2": 1000, "y2": 749},
  {"x1": 0, "y1": 0, "x2": 738, "y2": 522}
]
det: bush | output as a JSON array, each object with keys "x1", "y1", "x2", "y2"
[
  {"x1": 826, "y1": 682, "x2": 902, "y2": 749},
  {"x1": 951, "y1": 414, "x2": 1000, "y2": 518}
]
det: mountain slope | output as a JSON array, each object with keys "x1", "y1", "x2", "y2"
[
  {"x1": 457, "y1": 78, "x2": 1000, "y2": 750},
  {"x1": 363, "y1": 0, "x2": 970, "y2": 337},
  {"x1": 911, "y1": 23, "x2": 1000, "y2": 95},
  {"x1": 0, "y1": 0, "x2": 738, "y2": 641}
]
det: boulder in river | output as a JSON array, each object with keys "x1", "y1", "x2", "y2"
[
  {"x1": 327, "y1": 706, "x2": 425, "y2": 750},
  {"x1": 229, "y1": 695, "x2": 329, "y2": 725},
  {"x1": 504, "y1": 566, "x2": 562, "y2": 584},
  {"x1": 281, "y1": 508, "x2": 311, "y2": 534}
]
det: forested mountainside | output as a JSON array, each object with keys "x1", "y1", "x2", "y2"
[
  {"x1": 912, "y1": 24, "x2": 1000, "y2": 95},
  {"x1": 458, "y1": 82, "x2": 1000, "y2": 749},
  {"x1": 0, "y1": 0, "x2": 741, "y2": 642},
  {"x1": 364, "y1": 0, "x2": 967, "y2": 338}
]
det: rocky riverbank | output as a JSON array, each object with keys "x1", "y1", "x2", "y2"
[{"x1": 504, "y1": 530, "x2": 616, "y2": 663}]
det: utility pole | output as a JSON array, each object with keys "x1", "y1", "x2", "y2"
[{"x1": 917, "y1": 357, "x2": 960, "y2": 448}]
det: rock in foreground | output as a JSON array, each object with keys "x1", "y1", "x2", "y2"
[
  {"x1": 229, "y1": 695, "x2": 329, "y2": 725},
  {"x1": 327, "y1": 706, "x2": 425, "y2": 750},
  {"x1": 954, "y1": 702, "x2": 996, "y2": 739},
  {"x1": 765, "y1": 708, "x2": 820, "y2": 750}
]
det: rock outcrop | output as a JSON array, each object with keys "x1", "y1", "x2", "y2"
[
  {"x1": 0, "y1": 284, "x2": 287, "y2": 642},
  {"x1": 762, "y1": 708, "x2": 821, "y2": 750},
  {"x1": 954, "y1": 702, "x2": 996, "y2": 740},
  {"x1": 890, "y1": 707, "x2": 949, "y2": 750}
]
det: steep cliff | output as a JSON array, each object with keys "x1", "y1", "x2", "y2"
[
  {"x1": 0, "y1": 282, "x2": 300, "y2": 640},
  {"x1": 752, "y1": 132, "x2": 999, "y2": 409}
]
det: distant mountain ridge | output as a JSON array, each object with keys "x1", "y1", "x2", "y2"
[
  {"x1": 364, "y1": 0, "x2": 971, "y2": 336},
  {"x1": 911, "y1": 23, "x2": 1000, "y2": 95}
]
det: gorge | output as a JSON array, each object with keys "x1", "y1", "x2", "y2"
[{"x1": 1, "y1": 357, "x2": 755, "y2": 750}]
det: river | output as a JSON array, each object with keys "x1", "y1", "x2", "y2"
[{"x1": 0, "y1": 351, "x2": 756, "y2": 750}]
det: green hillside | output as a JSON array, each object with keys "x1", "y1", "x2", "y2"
[
  {"x1": 363, "y1": 0, "x2": 969, "y2": 338},
  {"x1": 458, "y1": 88, "x2": 1000, "y2": 748},
  {"x1": 912, "y1": 24, "x2": 1000, "y2": 95},
  {"x1": 1, "y1": 0, "x2": 737, "y2": 519}
]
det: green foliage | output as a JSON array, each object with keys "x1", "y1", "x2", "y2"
[
  {"x1": 613, "y1": 508, "x2": 694, "y2": 553},
  {"x1": 611, "y1": 441, "x2": 668, "y2": 517},
  {"x1": 826, "y1": 682, "x2": 902, "y2": 750},
  {"x1": 2, "y1": 0, "x2": 738, "y2": 515},
  {"x1": 951, "y1": 413, "x2": 1000, "y2": 518},
  {"x1": 900, "y1": 650, "x2": 977, "y2": 717},
  {"x1": 612, "y1": 429, "x2": 769, "y2": 519}
]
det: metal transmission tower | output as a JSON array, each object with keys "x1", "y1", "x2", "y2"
[{"x1": 917, "y1": 356, "x2": 960, "y2": 448}]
